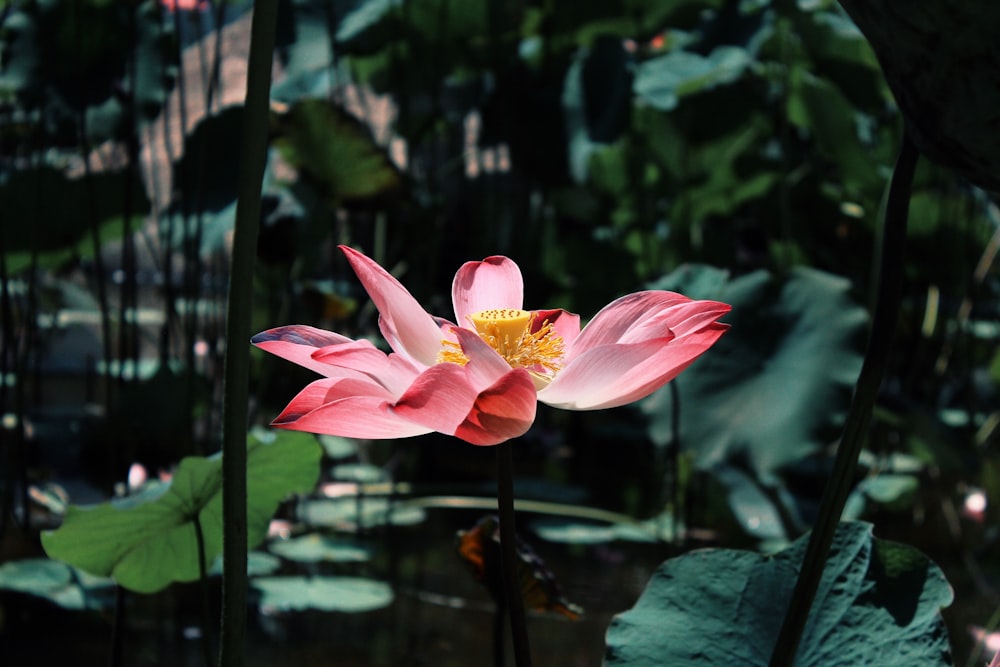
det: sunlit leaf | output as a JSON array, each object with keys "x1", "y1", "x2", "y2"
[
  {"x1": 252, "y1": 576, "x2": 393, "y2": 613},
  {"x1": 605, "y1": 522, "x2": 953, "y2": 665},
  {"x1": 41, "y1": 432, "x2": 322, "y2": 593},
  {"x1": 531, "y1": 518, "x2": 660, "y2": 545}
]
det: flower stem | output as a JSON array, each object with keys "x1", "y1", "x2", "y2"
[
  {"x1": 768, "y1": 132, "x2": 918, "y2": 666},
  {"x1": 218, "y1": 1, "x2": 278, "y2": 665},
  {"x1": 496, "y1": 441, "x2": 532, "y2": 666}
]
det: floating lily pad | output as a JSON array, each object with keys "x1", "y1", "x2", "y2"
[
  {"x1": 42, "y1": 432, "x2": 322, "y2": 594},
  {"x1": 605, "y1": 522, "x2": 953, "y2": 665},
  {"x1": 252, "y1": 576, "x2": 393, "y2": 613},
  {"x1": 299, "y1": 497, "x2": 426, "y2": 529},
  {"x1": 268, "y1": 533, "x2": 372, "y2": 564},
  {"x1": 532, "y1": 518, "x2": 660, "y2": 545},
  {"x1": 0, "y1": 558, "x2": 115, "y2": 611}
]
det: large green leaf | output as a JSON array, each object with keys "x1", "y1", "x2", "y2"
[
  {"x1": 644, "y1": 265, "x2": 866, "y2": 476},
  {"x1": 605, "y1": 522, "x2": 953, "y2": 665},
  {"x1": 41, "y1": 431, "x2": 322, "y2": 594}
]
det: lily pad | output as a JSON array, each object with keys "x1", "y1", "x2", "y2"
[
  {"x1": 634, "y1": 46, "x2": 753, "y2": 111},
  {"x1": 41, "y1": 432, "x2": 322, "y2": 594},
  {"x1": 252, "y1": 576, "x2": 393, "y2": 613},
  {"x1": 531, "y1": 518, "x2": 660, "y2": 545},
  {"x1": 268, "y1": 533, "x2": 372, "y2": 563},
  {"x1": 605, "y1": 522, "x2": 953, "y2": 665},
  {"x1": 644, "y1": 265, "x2": 866, "y2": 476},
  {"x1": 298, "y1": 497, "x2": 426, "y2": 529},
  {"x1": 0, "y1": 558, "x2": 115, "y2": 611}
]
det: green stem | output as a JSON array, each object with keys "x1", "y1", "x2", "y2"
[
  {"x1": 217, "y1": 2, "x2": 277, "y2": 665},
  {"x1": 193, "y1": 514, "x2": 213, "y2": 667},
  {"x1": 768, "y1": 132, "x2": 919, "y2": 666},
  {"x1": 496, "y1": 441, "x2": 532, "y2": 667}
]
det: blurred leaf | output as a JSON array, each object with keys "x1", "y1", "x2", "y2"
[
  {"x1": 2, "y1": 165, "x2": 150, "y2": 274},
  {"x1": 171, "y1": 106, "x2": 244, "y2": 213},
  {"x1": 272, "y1": 98, "x2": 402, "y2": 203},
  {"x1": 712, "y1": 464, "x2": 790, "y2": 540},
  {"x1": 531, "y1": 518, "x2": 660, "y2": 545},
  {"x1": 209, "y1": 551, "x2": 282, "y2": 578},
  {"x1": 644, "y1": 265, "x2": 867, "y2": 476},
  {"x1": 634, "y1": 46, "x2": 753, "y2": 111},
  {"x1": 0, "y1": 558, "x2": 115, "y2": 611},
  {"x1": 269, "y1": 533, "x2": 372, "y2": 563},
  {"x1": 605, "y1": 522, "x2": 953, "y2": 665},
  {"x1": 299, "y1": 497, "x2": 426, "y2": 529},
  {"x1": 860, "y1": 474, "x2": 919, "y2": 508},
  {"x1": 41, "y1": 432, "x2": 321, "y2": 593},
  {"x1": 252, "y1": 576, "x2": 393, "y2": 612}
]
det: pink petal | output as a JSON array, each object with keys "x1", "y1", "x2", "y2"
[
  {"x1": 451, "y1": 326, "x2": 513, "y2": 390},
  {"x1": 252, "y1": 325, "x2": 359, "y2": 378},
  {"x1": 272, "y1": 377, "x2": 432, "y2": 439},
  {"x1": 452, "y1": 256, "x2": 524, "y2": 324},
  {"x1": 340, "y1": 245, "x2": 443, "y2": 367},
  {"x1": 312, "y1": 340, "x2": 420, "y2": 396},
  {"x1": 454, "y1": 368, "x2": 537, "y2": 446},
  {"x1": 531, "y1": 308, "x2": 581, "y2": 350},
  {"x1": 538, "y1": 324, "x2": 729, "y2": 410},
  {"x1": 391, "y1": 362, "x2": 537, "y2": 446},
  {"x1": 567, "y1": 291, "x2": 731, "y2": 360}
]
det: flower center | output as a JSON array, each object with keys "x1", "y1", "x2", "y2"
[{"x1": 437, "y1": 308, "x2": 564, "y2": 378}]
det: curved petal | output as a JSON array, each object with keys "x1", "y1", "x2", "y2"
[
  {"x1": 312, "y1": 340, "x2": 421, "y2": 396},
  {"x1": 567, "y1": 291, "x2": 731, "y2": 360},
  {"x1": 391, "y1": 361, "x2": 537, "y2": 445},
  {"x1": 272, "y1": 377, "x2": 432, "y2": 439},
  {"x1": 531, "y1": 308, "x2": 581, "y2": 351},
  {"x1": 538, "y1": 323, "x2": 729, "y2": 410},
  {"x1": 451, "y1": 326, "x2": 514, "y2": 390},
  {"x1": 452, "y1": 255, "x2": 524, "y2": 324},
  {"x1": 252, "y1": 325, "x2": 360, "y2": 378},
  {"x1": 391, "y1": 363, "x2": 479, "y2": 434},
  {"x1": 454, "y1": 368, "x2": 537, "y2": 446},
  {"x1": 340, "y1": 245, "x2": 443, "y2": 366}
]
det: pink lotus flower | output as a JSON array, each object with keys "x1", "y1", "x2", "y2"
[{"x1": 253, "y1": 246, "x2": 730, "y2": 446}]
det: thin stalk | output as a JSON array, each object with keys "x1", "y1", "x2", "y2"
[
  {"x1": 496, "y1": 441, "x2": 532, "y2": 667},
  {"x1": 217, "y1": 1, "x2": 277, "y2": 665},
  {"x1": 193, "y1": 514, "x2": 213, "y2": 667},
  {"x1": 109, "y1": 585, "x2": 126, "y2": 667},
  {"x1": 768, "y1": 132, "x2": 919, "y2": 666}
]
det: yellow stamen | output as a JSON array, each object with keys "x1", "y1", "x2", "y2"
[{"x1": 437, "y1": 309, "x2": 564, "y2": 379}]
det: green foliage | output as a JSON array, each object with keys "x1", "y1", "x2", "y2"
[
  {"x1": 605, "y1": 522, "x2": 953, "y2": 665},
  {"x1": 644, "y1": 265, "x2": 867, "y2": 476},
  {"x1": 41, "y1": 431, "x2": 321, "y2": 593}
]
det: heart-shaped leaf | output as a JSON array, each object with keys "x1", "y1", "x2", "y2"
[
  {"x1": 605, "y1": 522, "x2": 953, "y2": 665},
  {"x1": 41, "y1": 431, "x2": 322, "y2": 593}
]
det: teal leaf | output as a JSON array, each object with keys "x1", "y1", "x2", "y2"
[
  {"x1": 0, "y1": 559, "x2": 115, "y2": 611},
  {"x1": 532, "y1": 519, "x2": 660, "y2": 545},
  {"x1": 644, "y1": 265, "x2": 867, "y2": 476},
  {"x1": 634, "y1": 46, "x2": 753, "y2": 111},
  {"x1": 298, "y1": 497, "x2": 426, "y2": 529},
  {"x1": 605, "y1": 522, "x2": 953, "y2": 665},
  {"x1": 41, "y1": 432, "x2": 322, "y2": 594},
  {"x1": 252, "y1": 576, "x2": 393, "y2": 613},
  {"x1": 268, "y1": 534, "x2": 372, "y2": 563}
]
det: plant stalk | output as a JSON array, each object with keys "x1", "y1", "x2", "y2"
[
  {"x1": 217, "y1": 1, "x2": 277, "y2": 665},
  {"x1": 768, "y1": 132, "x2": 919, "y2": 666},
  {"x1": 496, "y1": 441, "x2": 532, "y2": 667}
]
